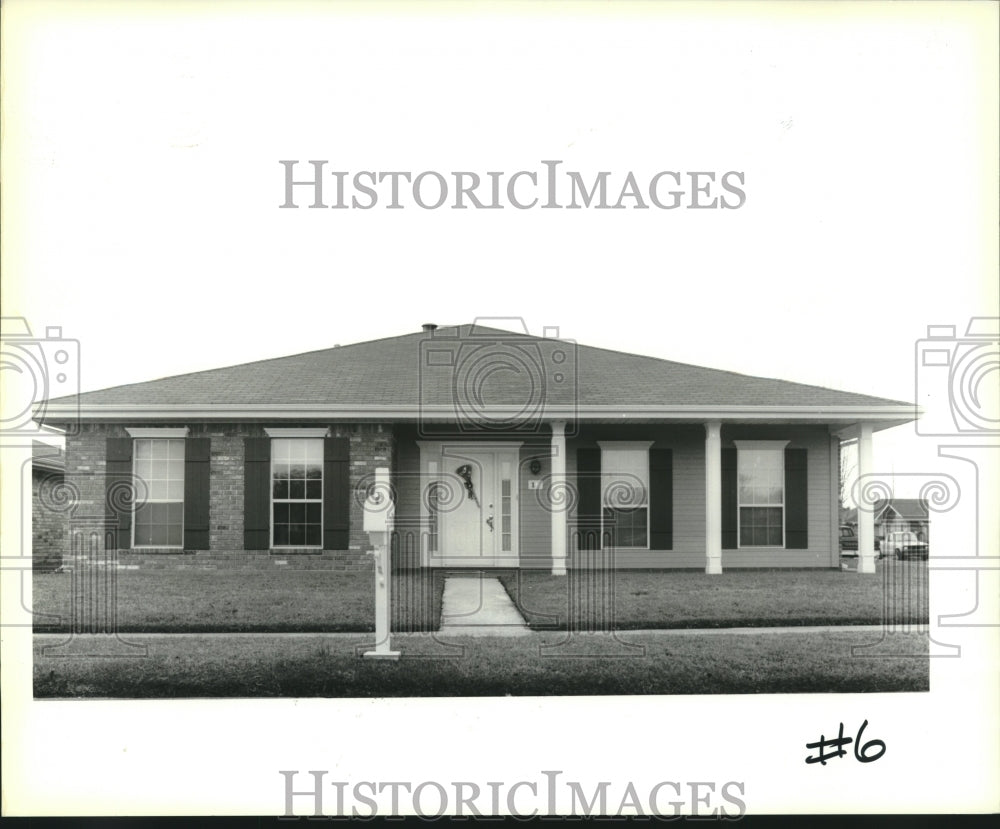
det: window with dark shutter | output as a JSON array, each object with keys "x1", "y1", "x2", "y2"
[
  {"x1": 272, "y1": 438, "x2": 324, "y2": 547},
  {"x1": 132, "y1": 438, "x2": 186, "y2": 547},
  {"x1": 730, "y1": 441, "x2": 804, "y2": 549},
  {"x1": 599, "y1": 443, "x2": 652, "y2": 548},
  {"x1": 736, "y1": 446, "x2": 784, "y2": 547}
]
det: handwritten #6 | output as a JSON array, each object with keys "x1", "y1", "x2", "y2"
[{"x1": 805, "y1": 720, "x2": 886, "y2": 765}]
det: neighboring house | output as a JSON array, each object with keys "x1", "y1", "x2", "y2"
[
  {"x1": 31, "y1": 442, "x2": 66, "y2": 572},
  {"x1": 39, "y1": 322, "x2": 914, "y2": 574},
  {"x1": 842, "y1": 499, "x2": 930, "y2": 545}
]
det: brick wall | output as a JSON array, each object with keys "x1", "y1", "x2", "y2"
[
  {"x1": 32, "y1": 468, "x2": 68, "y2": 571},
  {"x1": 339, "y1": 423, "x2": 395, "y2": 552},
  {"x1": 203, "y1": 428, "x2": 243, "y2": 552},
  {"x1": 60, "y1": 422, "x2": 394, "y2": 571}
]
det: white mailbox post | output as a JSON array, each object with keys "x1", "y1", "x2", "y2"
[{"x1": 362, "y1": 467, "x2": 399, "y2": 660}]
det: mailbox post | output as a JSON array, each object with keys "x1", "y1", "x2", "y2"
[{"x1": 362, "y1": 467, "x2": 399, "y2": 660}]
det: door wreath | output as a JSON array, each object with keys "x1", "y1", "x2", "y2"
[{"x1": 455, "y1": 464, "x2": 480, "y2": 507}]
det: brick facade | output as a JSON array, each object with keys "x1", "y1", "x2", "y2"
[
  {"x1": 60, "y1": 422, "x2": 394, "y2": 571},
  {"x1": 32, "y1": 467, "x2": 68, "y2": 571}
]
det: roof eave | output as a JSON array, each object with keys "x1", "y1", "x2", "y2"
[{"x1": 37, "y1": 402, "x2": 920, "y2": 431}]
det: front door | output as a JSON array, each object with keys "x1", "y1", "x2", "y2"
[{"x1": 431, "y1": 446, "x2": 519, "y2": 567}]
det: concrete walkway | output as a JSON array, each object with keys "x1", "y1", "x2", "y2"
[{"x1": 439, "y1": 574, "x2": 532, "y2": 637}]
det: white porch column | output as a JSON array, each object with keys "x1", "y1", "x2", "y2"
[
  {"x1": 550, "y1": 419, "x2": 568, "y2": 575},
  {"x1": 704, "y1": 420, "x2": 723, "y2": 575},
  {"x1": 857, "y1": 422, "x2": 877, "y2": 574}
]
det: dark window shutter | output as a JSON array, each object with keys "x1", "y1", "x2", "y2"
[
  {"x1": 184, "y1": 438, "x2": 211, "y2": 550},
  {"x1": 324, "y1": 437, "x2": 350, "y2": 550},
  {"x1": 649, "y1": 447, "x2": 674, "y2": 550},
  {"x1": 784, "y1": 447, "x2": 808, "y2": 549},
  {"x1": 106, "y1": 438, "x2": 133, "y2": 550},
  {"x1": 576, "y1": 447, "x2": 602, "y2": 551},
  {"x1": 244, "y1": 438, "x2": 271, "y2": 550},
  {"x1": 721, "y1": 448, "x2": 738, "y2": 550},
  {"x1": 649, "y1": 448, "x2": 673, "y2": 550}
]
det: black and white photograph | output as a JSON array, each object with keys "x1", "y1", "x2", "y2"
[{"x1": 1, "y1": 0, "x2": 997, "y2": 818}]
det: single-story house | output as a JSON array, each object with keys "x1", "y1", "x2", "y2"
[
  {"x1": 39, "y1": 322, "x2": 914, "y2": 575},
  {"x1": 842, "y1": 499, "x2": 930, "y2": 544}
]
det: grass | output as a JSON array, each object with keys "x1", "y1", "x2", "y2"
[
  {"x1": 31, "y1": 569, "x2": 444, "y2": 633},
  {"x1": 499, "y1": 561, "x2": 929, "y2": 630},
  {"x1": 32, "y1": 629, "x2": 930, "y2": 697},
  {"x1": 31, "y1": 565, "x2": 930, "y2": 697},
  {"x1": 30, "y1": 563, "x2": 927, "y2": 635}
]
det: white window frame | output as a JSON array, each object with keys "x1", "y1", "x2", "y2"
[
  {"x1": 735, "y1": 439, "x2": 788, "y2": 549},
  {"x1": 264, "y1": 427, "x2": 330, "y2": 439},
  {"x1": 126, "y1": 428, "x2": 190, "y2": 439},
  {"x1": 267, "y1": 428, "x2": 329, "y2": 550},
  {"x1": 598, "y1": 441, "x2": 653, "y2": 550},
  {"x1": 129, "y1": 435, "x2": 187, "y2": 549}
]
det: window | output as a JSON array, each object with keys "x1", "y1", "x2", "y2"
[
  {"x1": 500, "y1": 471, "x2": 512, "y2": 553},
  {"x1": 737, "y1": 442, "x2": 786, "y2": 547},
  {"x1": 599, "y1": 442, "x2": 651, "y2": 548},
  {"x1": 133, "y1": 438, "x2": 185, "y2": 547},
  {"x1": 271, "y1": 438, "x2": 323, "y2": 547}
]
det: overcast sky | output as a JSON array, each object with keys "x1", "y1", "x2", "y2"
[{"x1": 5, "y1": 1, "x2": 997, "y2": 493}]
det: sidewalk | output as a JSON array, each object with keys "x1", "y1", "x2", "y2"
[{"x1": 439, "y1": 575, "x2": 532, "y2": 637}]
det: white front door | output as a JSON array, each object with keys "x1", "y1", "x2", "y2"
[{"x1": 429, "y1": 445, "x2": 519, "y2": 567}]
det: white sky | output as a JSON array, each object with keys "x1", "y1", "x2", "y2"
[
  {"x1": 2, "y1": 2, "x2": 999, "y2": 818},
  {"x1": 4, "y1": 2, "x2": 997, "y2": 497}
]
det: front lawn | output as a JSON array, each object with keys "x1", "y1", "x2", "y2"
[
  {"x1": 31, "y1": 569, "x2": 444, "y2": 633},
  {"x1": 499, "y1": 562, "x2": 929, "y2": 630},
  {"x1": 33, "y1": 629, "x2": 929, "y2": 697},
  {"x1": 31, "y1": 563, "x2": 927, "y2": 634}
]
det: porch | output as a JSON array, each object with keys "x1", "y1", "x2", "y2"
[{"x1": 389, "y1": 419, "x2": 886, "y2": 574}]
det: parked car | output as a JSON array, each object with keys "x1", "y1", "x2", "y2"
[
  {"x1": 883, "y1": 531, "x2": 929, "y2": 560},
  {"x1": 839, "y1": 525, "x2": 882, "y2": 557}
]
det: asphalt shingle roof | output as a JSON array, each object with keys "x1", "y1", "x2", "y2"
[
  {"x1": 842, "y1": 499, "x2": 930, "y2": 524},
  {"x1": 875, "y1": 499, "x2": 930, "y2": 519},
  {"x1": 50, "y1": 324, "x2": 908, "y2": 409}
]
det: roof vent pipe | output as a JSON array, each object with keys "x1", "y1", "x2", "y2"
[{"x1": 422, "y1": 323, "x2": 437, "y2": 332}]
